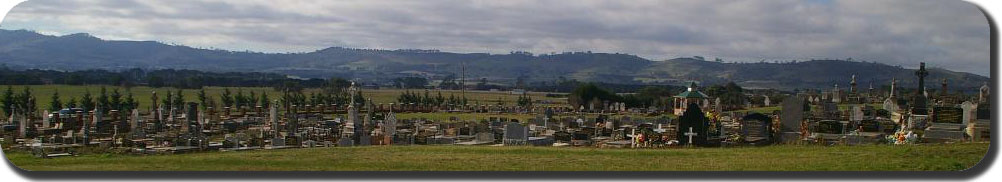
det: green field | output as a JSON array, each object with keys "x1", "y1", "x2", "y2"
[{"x1": 4, "y1": 143, "x2": 988, "y2": 171}]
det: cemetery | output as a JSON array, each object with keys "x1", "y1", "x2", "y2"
[{"x1": 0, "y1": 62, "x2": 991, "y2": 171}]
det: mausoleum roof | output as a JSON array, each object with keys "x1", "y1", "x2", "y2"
[{"x1": 675, "y1": 90, "x2": 708, "y2": 98}]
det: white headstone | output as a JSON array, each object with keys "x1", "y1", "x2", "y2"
[
  {"x1": 42, "y1": 110, "x2": 51, "y2": 128},
  {"x1": 270, "y1": 104, "x2": 279, "y2": 135},
  {"x1": 851, "y1": 106, "x2": 864, "y2": 122},
  {"x1": 131, "y1": 109, "x2": 141, "y2": 131},
  {"x1": 883, "y1": 98, "x2": 899, "y2": 114},
  {"x1": 961, "y1": 101, "x2": 976, "y2": 125},
  {"x1": 385, "y1": 112, "x2": 397, "y2": 136},
  {"x1": 93, "y1": 109, "x2": 103, "y2": 126},
  {"x1": 17, "y1": 109, "x2": 27, "y2": 138}
]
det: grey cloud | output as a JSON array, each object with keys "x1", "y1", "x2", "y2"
[{"x1": 1, "y1": 0, "x2": 990, "y2": 75}]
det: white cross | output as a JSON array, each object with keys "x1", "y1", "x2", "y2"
[{"x1": 684, "y1": 127, "x2": 698, "y2": 146}]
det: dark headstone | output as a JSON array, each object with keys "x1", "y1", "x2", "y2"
[
  {"x1": 503, "y1": 122, "x2": 529, "y2": 145},
  {"x1": 779, "y1": 97, "x2": 805, "y2": 132},
  {"x1": 932, "y1": 107, "x2": 963, "y2": 124},
  {"x1": 816, "y1": 120, "x2": 845, "y2": 134},
  {"x1": 741, "y1": 113, "x2": 772, "y2": 144},
  {"x1": 676, "y1": 103, "x2": 709, "y2": 146}
]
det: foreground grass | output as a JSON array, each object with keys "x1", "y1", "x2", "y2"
[{"x1": 4, "y1": 143, "x2": 988, "y2": 171}]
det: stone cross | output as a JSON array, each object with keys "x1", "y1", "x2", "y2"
[
  {"x1": 684, "y1": 127, "x2": 698, "y2": 146},
  {"x1": 912, "y1": 62, "x2": 929, "y2": 114},
  {"x1": 631, "y1": 128, "x2": 637, "y2": 148}
]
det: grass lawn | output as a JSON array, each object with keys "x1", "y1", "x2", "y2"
[{"x1": 4, "y1": 143, "x2": 988, "y2": 171}]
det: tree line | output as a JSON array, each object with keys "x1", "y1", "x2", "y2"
[
  {"x1": 396, "y1": 90, "x2": 469, "y2": 107},
  {"x1": 0, "y1": 86, "x2": 140, "y2": 118},
  {"x1": 0, "y1": 67, "x2": 330, "y2": 90}
]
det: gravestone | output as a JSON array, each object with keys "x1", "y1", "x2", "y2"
[
  {"x1": 811, "y1": 120, "x2": 846, "y2": 145},
  {"x1": 741, "y1": 113, "x2": 772, "y2": 145},
  {"x1": 714, "y1": 98, "x2": 722, "y2": 114},
  {"x1": 931, "y1": 107, "x2": 963, "y2": 124},
  {"x1": 816, "y1": 120, "x2": 845, "y2": 134},
  {"x1": 270, "y1": 104, "x2": 279, "y2": 136},
  {"x1": 303, "y1": 140, "x2": 317, "y2": 148},
  {"x1": 621, "y1": 116, "x2": 633, "y2": 126},
  {"x1": 908, "y1": 115, "x2": 929, "y2": 130},
  {"x1": 457, "y1": 132, "x2": 495, "y2": 145},
  {"x1": 857, "y1": 119, "x2": 881, "y2": 132},
  {"x1": 779, "y1": 97, "x2": 805, "y2": 133},
  {"x1": 42, "y1": 110, "x2": 50, "y2": 129},
  {"x1": 821, "y1": 102, "x2": 839, "y2": 119},
  {"x1": 357, "y1": 136, "x2": 370, "y2": 146},
  {"x1": 476, "y1": 132, "x2": 495, "y2": 143},
  {"x1": 15, "y1": 109, "x2": 27, "y2": 138},
  {"x1": 531, "y1": 116, "x2": 545, "y2": 126},
  {"x1": 490, "y1": 119, "x2": 503, "y2": 129},
  {"x1": 271, "y1": 137, "x2": 285, "y2": 147},
  {"x1": 425, "y1": 136, "x2": 455, "y2": 145},
  {"x1": 337, "y1": 137, "x2": 353, "y2": 147},
  {"x1": 851, "y1": 106, "x2": 864, "y2": 122},
  {"x1": 224, "y1": 134, "x2": 240, "y2": 148},
  {"x1": 883, "y1": 98, "x2": 900, "y2": 114},
  {"x1": 185, "y1": 102, "x2": 198, "y2": 134},
  {"x1": 676, "y1": 103, "x2": 708, "y2": 146},
  {"x1": 961, "y1": 101, "x2": 976, "y2": 125},
  {"x1": 385, "y1": 113, "x2": 398, "y2": 137},
  {"x1": 924, "y1": 107, "x2": 965, "y2": 142},
  {"x1": 528, "y1": 137, "x2": 555, "y2": 146},
  {"x1": 503, "y1": 122, "x2": 529, "y2": 146},
  {"x1": 130, "y1": 109, "x2": 143, "y2": 137}
]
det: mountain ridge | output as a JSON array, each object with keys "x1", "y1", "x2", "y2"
[{"x1": 0, "y1": 29, "x2": 989, "y2": 91}]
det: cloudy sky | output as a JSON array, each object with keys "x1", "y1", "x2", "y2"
[{"x1": 0, "y1": 0, "x2": 991, "y2": 75}]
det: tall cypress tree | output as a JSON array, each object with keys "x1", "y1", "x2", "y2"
[
  {"x1": 80, "y1": 91, "x2": 95, "y2": 112},
  {"x1": 97, "y1": 86, "x2": 109, "y2": 112},
  {"x1": 221, "y1": 88, "x2": 233, "y2": 108},
  {"x1": 260, "y1": 93, "x2": 270, "y2": 108},
  {"x1": 173, "y1": 89, "x2": 184, "y2": 110},
  {"x1": 197, "y1": 89, "x2": 208, "y2": 110},
  {"x1": 49, "y1": 90, "x2": 62, "y2": 112},
  {"x1": 1, "y1": 86, "x2": 13, "y2": 116},
  {"x1": 110, "y1": 89, "x2": 122, "y2": 111},
  {"x1": 66, "y1": 97, "x2": 77, "y2": 109}
]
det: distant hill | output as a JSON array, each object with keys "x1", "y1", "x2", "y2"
[{"x1": 0, "y1": 29, "x2": 989, "y2": 91}]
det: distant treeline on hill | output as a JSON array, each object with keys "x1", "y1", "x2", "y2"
[
  {"x1": 0, "y1": 67, "x2": 331, "y2": 90},
  {"x1": 1, "y1": 66, "x2": 707, "y2": 95}
]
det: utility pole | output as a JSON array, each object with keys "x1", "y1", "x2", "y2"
[{"x1": 461, "y1": 60, "x2": 466, "y2": 99}]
